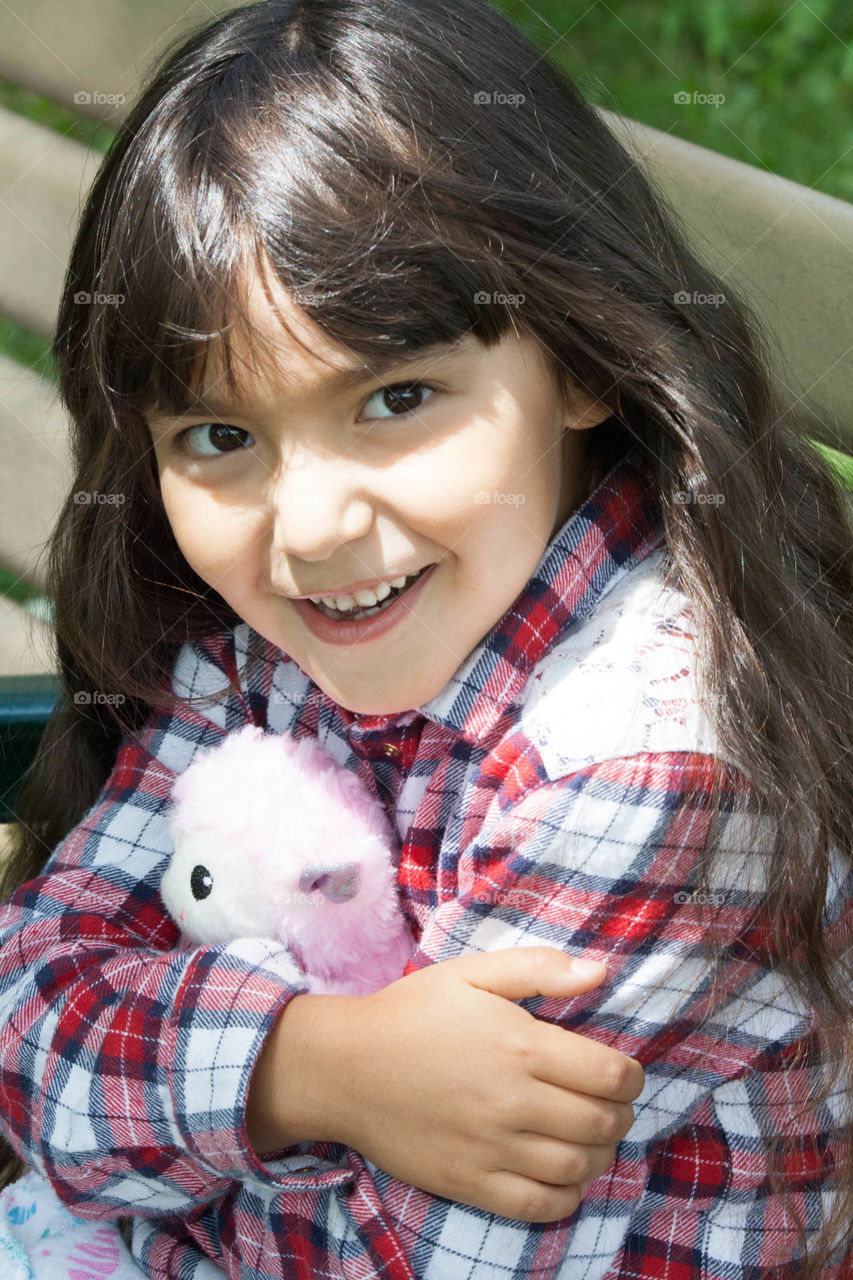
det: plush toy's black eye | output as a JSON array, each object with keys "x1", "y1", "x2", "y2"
[{"x1": 190, "y1": 864, "x2": 213, "y2": 901}]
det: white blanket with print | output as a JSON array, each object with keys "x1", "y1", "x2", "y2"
[{"x1": 0, "y1": 1168, "x2": 143, "y2": 1279}]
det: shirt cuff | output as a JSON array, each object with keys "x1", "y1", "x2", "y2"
[{"x1": 167, "y1": 937, "x2": 355, "y2": 1193}]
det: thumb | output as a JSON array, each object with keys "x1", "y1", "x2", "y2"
[{"x1": 450, "y1": 945, "x2": 606, "y2": 1001}]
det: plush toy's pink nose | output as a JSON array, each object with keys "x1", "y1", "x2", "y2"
[{"x1": 298, "y1": 861, "x2": 360, "y2": 903}]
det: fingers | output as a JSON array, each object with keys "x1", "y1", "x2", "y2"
[
  {"x1": 461, "y1": 1170, "x2": 585, "y2": 1224},
  {"x1": 503, "y1": 1135, "x2": 618, "y2": 1192},
  {"x1": 535, "y1": 1020, "x2": 645, "y2": 1104},
  {"x1": 450, "y1": 946, "x2": 607, "y2": 1002},
  {"x1": 522, "y1": 1083, "x2": 636, "y2": 1148}
]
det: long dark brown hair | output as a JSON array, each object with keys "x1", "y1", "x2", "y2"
[{"x1": 1, "y1": 1, "x2": 851, "y2": 1271}]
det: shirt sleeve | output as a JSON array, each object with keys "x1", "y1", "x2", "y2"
[
  {"x1": 0, "y1": 635, "x2": 356, "y2": 1223},
  {"x1": 394, "y1": 748, "x2": 851, "y2": 1277}
]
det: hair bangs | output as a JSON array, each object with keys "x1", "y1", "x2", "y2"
[{"x1": 86, "y1": 24, "x2": 540, "y2": 431}]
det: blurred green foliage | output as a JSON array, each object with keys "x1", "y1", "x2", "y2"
[
  {"x1": 0, "y1": 563, "x2": 52, "y2": 622},
  {"x1": 0, "y1": 317, "x2": 55, "y2": 382},
  {"x1": 490, "y1": 0, "x2": 853, "y2": 203},
  {"x1": 812, "y1": 441, "x2": 853, "y2": 489},
  {"x1": 0, "y1": 78, "x2": 113, "y2": 153}
]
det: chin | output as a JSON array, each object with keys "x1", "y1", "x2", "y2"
[
  {"x1": 327, "y1": 673, "x2": 441, "y2": 718},
  {"x1": 334, "y1": 690, "x2": 418, "y2": 717}
]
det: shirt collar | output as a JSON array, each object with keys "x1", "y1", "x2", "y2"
[{"x1": 342, "y1": 447, "x2": 665, "y2": 745}]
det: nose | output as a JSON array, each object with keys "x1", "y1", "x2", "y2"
[
  {"x1": 270, "y1": 446, "x2": 374, "y2": 562},
  {"x1": 299, "y1": 861, "x2": 361, "y2": 903}
]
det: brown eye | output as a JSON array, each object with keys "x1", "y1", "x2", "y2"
[
  {"x1": 364, "y1": 382, "x2": 434, "y2": 419},
  {"x1": 181, "y1": 423, "x2": 254, "y2": 456}
]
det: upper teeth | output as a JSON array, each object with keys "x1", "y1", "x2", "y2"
[{"x1": 309, "y1": 574, "x2": 414, "y2": 611}]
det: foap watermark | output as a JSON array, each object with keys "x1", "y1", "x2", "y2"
[
  {"x1": 472, "y1": 888, "x2": 531, "y2": 908},
  {"x1": 74, "y1": 90, "x2": 126, "y2": 107},
  {"x1": 473, "y1": 90, "x2": 526, "y2": 107},
  {"x1": 74, "y1": 691, "x2": 126, "y2": 706},
  {"x1": 674, "y1": 889, "x2": 728, "y2": 906},
  {"x1": 74, "y1": 291, "x2": 125, "y2": 307},
  {"x1": 673, "y1": 90, "x2": 725, "y2": 108},
  {"x1": 269, "y1": 688, "x2": 328, "y2": 711},
  {"x1": 474, "y1": 290, "x2": 525, "y2": 307},
  {"x1": 276, "y1": 889, "x2": 328, "y2": 907},
  {"x1": 73, "y1": 491, "x2": 126, "y2": 505},
  {"x1": 474, "y1": 490, "x2": 526, "y2": 507},
  {"x1": 674, "y1": 289, "x2": 725, "y2": 308},
  {"x1": 674, "y1": 490, "x2": 725, "y2": 506}
]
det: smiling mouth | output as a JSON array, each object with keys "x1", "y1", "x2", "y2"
[{"x1": 310, "y1": 565, "x2": 433, "y2": 621}]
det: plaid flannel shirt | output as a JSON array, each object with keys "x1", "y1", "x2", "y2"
[{"x1": 1, "y1": 448, "x2": 850, "y2": 1279}]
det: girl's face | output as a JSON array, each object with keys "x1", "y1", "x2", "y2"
[{"x1": 150, "y1": 268, "x2": 611, "y2": 715}]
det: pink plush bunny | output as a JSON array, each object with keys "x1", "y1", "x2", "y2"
[{"x1": 160, "y1": 724, "x2": 415, "y2": 996}]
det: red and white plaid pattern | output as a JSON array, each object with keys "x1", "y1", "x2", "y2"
[{"x1": 1, "y1": 449, "x2": 850, "y2": 1278}]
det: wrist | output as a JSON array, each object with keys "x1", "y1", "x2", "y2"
[{"x1": 245, "y1": 992, "x2": 362, "y2": 1156}]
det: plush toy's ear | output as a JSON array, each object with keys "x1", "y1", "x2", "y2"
[{"x1": 168, "y1": 725, "x2": 268, "y2": 834}]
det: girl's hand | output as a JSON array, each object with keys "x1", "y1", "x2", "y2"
[{"x1": 329, "y1": 947, "x2": 643, "y2": 1222}]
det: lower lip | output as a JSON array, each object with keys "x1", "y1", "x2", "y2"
[{"x1": 289, "y1": 564, "x2": 438, "y2": 646}]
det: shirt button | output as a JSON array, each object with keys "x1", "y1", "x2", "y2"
[{"x1": 381, "y1": 742, "x2": 403, "y2": 759}]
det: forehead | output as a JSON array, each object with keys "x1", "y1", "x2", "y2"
[
  {"x1": 198, "y1": 264, "x2": 360, "y2": 401},
  {"x1": 186, "y1": 261, "x2": 478, "y2": 413}
]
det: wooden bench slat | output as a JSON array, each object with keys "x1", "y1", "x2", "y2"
[
  {"x1": 0, "y1": 823, "x2": 15, "y2": 864},
  {"x1": 0, "y1": 594, "x2": 54, "y2": 676},
  {"x1": 601, "y1": 109, "x2": 853, "y2": 450},
  {"x1": 0, "y1": 107, "x2": 101, "y2": 337},
  {"x1": 0, "y1": 353, "x2": 72, "y2": 591},
  {"x1": 0, "y1": 0, "x2": 243, "y2": 125}
]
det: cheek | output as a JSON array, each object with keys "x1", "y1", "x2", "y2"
[
  {"x1": 413, "y1": 430, "x2": 524, "y2": 528},
  {"x1": 160, "y1": 474, "x2": 264, "y2": 577},
  {"x1": 432, "y1": 423, "x2": 561, "y2": 544}
]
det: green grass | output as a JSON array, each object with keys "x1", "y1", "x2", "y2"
[
  {"x1": 0, "y1": 317, "x2": 56, "y2": 384},
  {"x1": 491, "y1": 0, "x2": 853, "y2": 204},
  {"x1": 813, "y1": 441, "x2": 853, "y2": 490},
  {"x1": 0, "y1": 78, "x2": 114, "y2": 155},
  {"x1": 0, "y1": 564, "x2": 53, "y2": 625}
]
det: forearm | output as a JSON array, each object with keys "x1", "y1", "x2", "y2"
[
  {"x1": 0, "y1": 920, "x2": 325, "y2": 1211},
  {"x1": 246, "y1": 992, "x2": 362, "y2": 1156}
]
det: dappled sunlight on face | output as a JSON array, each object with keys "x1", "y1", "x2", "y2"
[{"x1": 149, "y1": 269, "x2": 611, "y2": 714}]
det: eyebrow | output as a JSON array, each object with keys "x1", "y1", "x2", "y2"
[{"x1": 149, "y1": 340, "x2": 466, "y2": 426}]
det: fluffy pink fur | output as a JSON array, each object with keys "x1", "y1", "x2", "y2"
[{"x1": 162, "y1": 725, "x2": 415, "y2": 995}]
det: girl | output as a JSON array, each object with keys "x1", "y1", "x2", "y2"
[{"x1": 0, "y1": 0, "x2": 851, "y2": 1276}]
